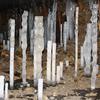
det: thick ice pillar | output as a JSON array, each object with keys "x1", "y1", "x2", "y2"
[
  {"x1": 0, "y1": 76, "x2": 5, "y2": 99},
  {"x1": 75, "y1": 7, "x2": 79, "y2": 78},
  {"x1": 83, "y1": 23, "x2": 92, "y2": 75},
  {"x1": 91, "y1": 4, "x2": 98, "y2": 67},
  {"x1": 47, "y1": 41, "x2": 52, "y2": 84},
  {"x1": 21, "y1": 11, "x2": 28, "y2": 85},
  {"x1": 51, "y1": 43, "x2": 56, "y2": 84},
  {"x1": 90, "y1": 4, "x2": 98, "y2": 90},
  {"x1": 9, "y1": 19, "x2": 15, "y2": 88},
  {"x1": 34, "y1": 16, "x2": 44, "y2": 87}
]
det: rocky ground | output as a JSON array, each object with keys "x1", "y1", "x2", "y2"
[{"x1": 0, "y1": 42, "x2": 100, "y2": 100}]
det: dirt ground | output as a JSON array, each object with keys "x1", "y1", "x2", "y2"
[{"x1": 0, "y1": 41, "x2": 100, "y2": 100}]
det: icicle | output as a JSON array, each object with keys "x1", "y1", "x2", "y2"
[
  {"x1": 30, "y1": 29, "x2": 34, "y2": 55},
  {"x1": 56, "y1": 66, "x2": 61, "y2": 83},
  {"x1": 19, "y1": 29, "x2": 22, "y2": 47},
  {"x1": 43, "y1": 17, "x2": 48, "y2": 48},
  {"x1": 28, "y1": 10, "x2": 34, "y2": 55},
  {"x1": 47, "y1": 11, "x2": 52, "y2": 41},
  {"x1": 66, "y1": 0, "x2": 76, "y2": 40},
  {"x1": 3, "y1": 40, "x2": 6, "y2": 50},
  {"x1": 75, "y1": 7, "x2": 79, "y2": 78},
  {"x1": 47, "y1": 41, "x2": 52, "y2": 84},
  {"x1": 63, "y1": 22, "x2": 68, "y2": 52},
  {"x1": 60, "y1": 62, "x2": 63, "y2": 79},
  {"x1": 7, "y1": 40, "x2": 10, "y2": 51},
  {"x1": 60, "y1": 24, "x2": 63, "y2": 47},
  {"x1": 80, "y1": 46, "x2": 84, "y2": 68},
  {"x1": 51, "y1": 43, "x2": 56, "y2": 85}
]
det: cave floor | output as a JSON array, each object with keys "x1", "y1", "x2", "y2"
[{"x1": 0, "y1": 43, "x2": 100, "y2": 100}]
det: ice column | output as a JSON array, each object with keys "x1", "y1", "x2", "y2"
[
  {"x1": 51, "y1": 43, "x2": 56, "y2": 84},
  {"x1": 63, "y1": 22, "x2": 68, "y2": 52},
  {"x1": 91, "y1": 4, "x2": 98, "y2": 90},
  {"x1": 47, "y1": 41, "x2": 52, "y2": 84},
  {"x1": 4, "y1": 83, "x2": 8, "y2": 100},
  {"x1": 30, "y1": 29, "x2": 34, "y2": 55},
  {"x1": 60, "y1": 62, "x2": 63, "y2": 79},
  {"x1": 9, "y1": 19, "x2": 15, "y2": 88},
  {"x1": 34, "y1": 16, "x2": 44, "y2": 87},
  {"x1": 38, "y1": 79, "x2": 43, "y2": 100},
  {"x1": 75, "y1": 7, "x2": 79, "y2": 78},
  {"x1": 56, "y1": 66, "x2": 61, "y2": 83},
  {"x1": 80, "y1": 46, "x2": 84, "y2": 67},
  {"x1": 0, "y1": 76, "x2": 5, "y2": 99},
  {"x1": 28, "y1": 10, "x2": 34, "y2": 55},
  {"x1": 60, "y1": 24, "x2": 63, "y2": 46},
  {"x1": 83, "y1": 23, "x2": 92, "y2": 75},
  {"x1": 21, "y1": 11, "x2": 28, "y2": 85}
]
